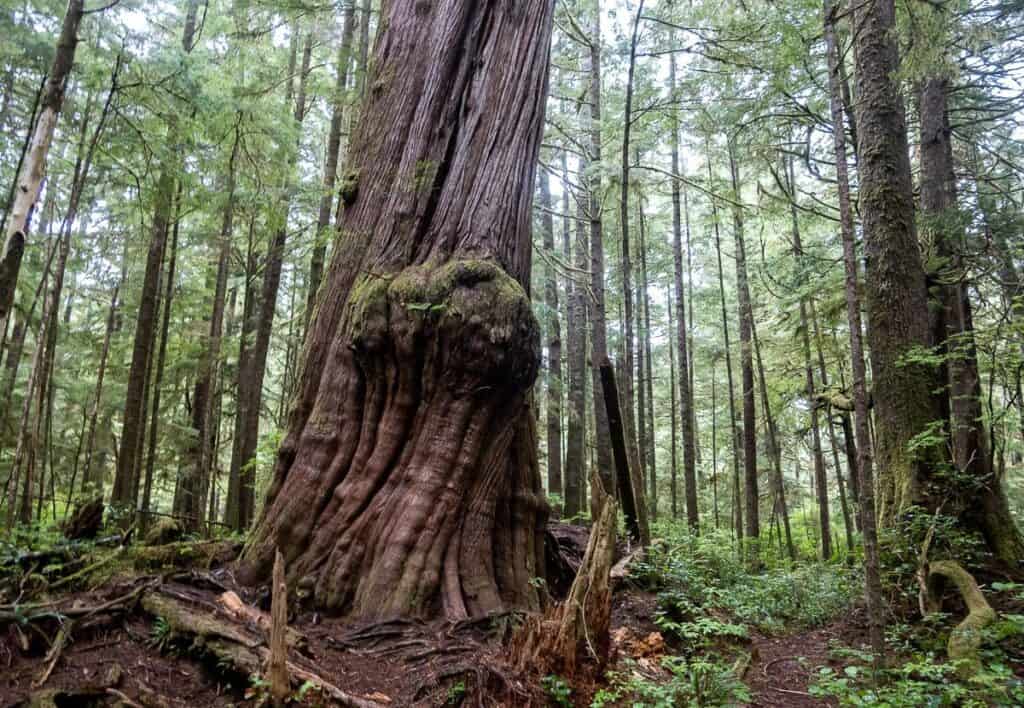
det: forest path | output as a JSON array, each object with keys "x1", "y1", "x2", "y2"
[{"x1": 744, "y1": 611, "x2": 865, "y2": 707}]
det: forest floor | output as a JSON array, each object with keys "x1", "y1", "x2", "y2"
[{"x1": 4, "y1": 520, "x2": 1012, "y2": 707}]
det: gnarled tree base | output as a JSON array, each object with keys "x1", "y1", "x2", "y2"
[{"x1": 239, "y1": 260, "x2": 546, "y2": 621}]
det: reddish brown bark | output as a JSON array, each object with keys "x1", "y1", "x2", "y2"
[{"x1": 238, "y1": 0, "x2": 554, "y2": 621}]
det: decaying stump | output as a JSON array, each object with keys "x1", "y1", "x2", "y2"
[
  {"x1": 923, "y1": 559, "x2": 996, "y2": 677},
  {"x1": 514, "y1": 473, "x2": 617, "y2": 676},
  {"x1": 61, "y1": 497, "x2": 104, "y2": 540},
  {"x1": 269, "y1": 549, "x2": 289, "y2": 706}
]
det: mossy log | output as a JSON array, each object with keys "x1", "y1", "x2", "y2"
[
  {"x1": 139, "y1": 588, "x2": 383, "y2": 707},
  {"x1": 925, "y1": 559, "x2": 997, "y2": 677}
]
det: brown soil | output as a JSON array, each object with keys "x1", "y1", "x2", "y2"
[
  {"x1": 0, "y1": 523, "x2": 874, "y2": 707},
  {"x1": 744, "y1": 609, "x2": 868, "y2": 707}
]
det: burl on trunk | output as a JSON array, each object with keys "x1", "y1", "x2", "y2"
[{"x1": 238, "y1": 0, "x2": 555, "y2": 621}]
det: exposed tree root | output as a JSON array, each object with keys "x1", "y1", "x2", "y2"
[{"x1": 924, "y1": 559, "x2": 997, "y2": 677}]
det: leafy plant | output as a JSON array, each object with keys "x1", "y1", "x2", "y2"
[{"x1": 542, "y1": 674, "x2": 573, "y2": 708}]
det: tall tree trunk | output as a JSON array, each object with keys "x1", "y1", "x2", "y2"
[
  {"x1": 919, "y1": 75, "x2": 1024, "y2": 561},
  {"x1": 672, "y1": 172, "x2": 697, "y2": 530},
  {"x1": 238, "y1": 0, "x2": 554, "y2": 621},
  {"x1": 809, "y1": 301, "x2": 854, "y2": 553},
  {"x1": 140, "y1": 187, "x2": 182, "y2": 524},
  {"x1": 788, "y1": 155, "x2": 831, "y2": 560},
  {"x1": 824, "y1": 0, "x2": 885, "y2": 663},
  {"x1": 564, "y1": 152, "x2": 586, "y2": 520},
  {"x1": 0, "y1": 0, "x2": 85, "y2": 340},
  {"x1": 638, "y1": 188, "x2": 656, "y2": 518},
  {"x1": 667, "y1": 288, "x2": 678, "y2": 520},
  {"x1": 178, "y1": 120, "x2": 239, "y2": 531},
  {"x1": 586, "y1": 0, "x2": 613, "y2": 498},
  {"x1": 618, "y1": 0, "x2": 645, "y2": 474},
  {"x1": 305, "y1": 3, "x2": 356, "y2": 331},
  {"x1": 728, "y1": 139, "x2": 759, "y2": 558},
  {"x1": 853, "y1": 0, "x2": 943, "y2": 530},
  {"x1": 112, "y1": 1, "x2": 200, "y2": 514},
  {"x1": 708, "y1": 139, "x2": 742, "y2": 541},
  {"x1": 227, "y1": 28, "x2": 313, "y2": 531},
  {"x1": 540, "y1": 168, "x2": 562, "y2": 507}
]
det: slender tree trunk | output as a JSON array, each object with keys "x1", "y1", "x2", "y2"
[
  {"x1": 564, "y1": 153, "x2": 586, "y2": 520},
  {"x1": 711, "y1": 360, "x2": 720, "y2": 529},
  {"x1": 708, "y1": 140, "x2": 742, "y2": 542},
  {"x1": 227, "y1": 28, "x2": 313, "y2": 531},
  {"x1": 809, "y1": 301, "x2": 854, "y2": 553},
  {"x1": 618, "y1": 0, "x2": 645, "y2": 477},
  {"x1": 140, "y1": 187, "x2": 182, "y2": 524},
  {"x1": 824, "y1": 0, "x2": 885, "y2": 664},
  {"x1": 728, "y1": 139, "x2": 759, "y2": 559},
  {"x1": 112, "y1": 2, "x2": 199, "y2": 514},
  {"x1": 667, "y1": 288, "x2": 678, "y2": 520},
  {"x1": 751, "y1": 315, "x2": 795, "y2": 560},
  {"x1": 178, "y1": 121, "x2": 239, "y2": 530},
  {"x1": 586, "y1": 1, "x2": 613, "y2": 498},
  {"x1": 238, "y1": 0, "x2": 554, "y2": 621},
  {"x1": 787, "y1": 155, "x2": 831, "y2": 560},
  {"x1": 0, "y1": 0, "x2": 85, "y2": 340},
  {"x1": 638, "y1": 189, "x2": 656, "y2": 518},
  {"x1": 672, "y1": 174, "x2": 697, "y2": 530},
  {"x1": 305, "y1": 3, "x2": 356, "y2": 331},
  {"x1": 540, "y1": 168, "x2": 562, "y2": 507}
]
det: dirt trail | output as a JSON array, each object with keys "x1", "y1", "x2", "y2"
[{"x1": 744, "y1": 610, "x2": 867, "y2": 707}]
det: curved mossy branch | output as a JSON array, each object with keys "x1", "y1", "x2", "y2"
[{"x1": 925, "y1": 559, "x2": 996, "y2": 677}]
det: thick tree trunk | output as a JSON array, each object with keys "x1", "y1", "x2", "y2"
[
  {"x1": 238, "y1": 0, "x2": 554, "y2": 621},
  {"x1": 728, "y1": 141, "x2": 759, "y2": 558},
  {"x1": 853, "y1": 0, "x2": 944, "y2": 529},
  {"x1": 540, "y1": 169, "x2": 562, "y2": 505},
  {"x1": 919, "y1": 75, "x2": 1024, "y2": 562},
  {"x1": 824, "y1": 0, "x2": 885, "y2": 663},
  {"x1": 0, "y1": 0, "x2": 85, "y2": 341}
]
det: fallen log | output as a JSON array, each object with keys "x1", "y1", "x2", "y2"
[{"x1": 138, "y1": 587, "x2": 384, "y2": 708}]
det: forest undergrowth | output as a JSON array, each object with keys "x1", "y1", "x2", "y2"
[{"x1": 2, "y1": 511, "x2": 1022, "y2": 707}]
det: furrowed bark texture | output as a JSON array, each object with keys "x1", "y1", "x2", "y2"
[
  {"x1": 852, "y1": 0, "x2": 943, "y2": 526},
  {"x1": 239, "y1": 0, "x2": 554, "y2": 621},
  {"x1": 918, "y1": 77, "x2": 1024, "y2": 562}
]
